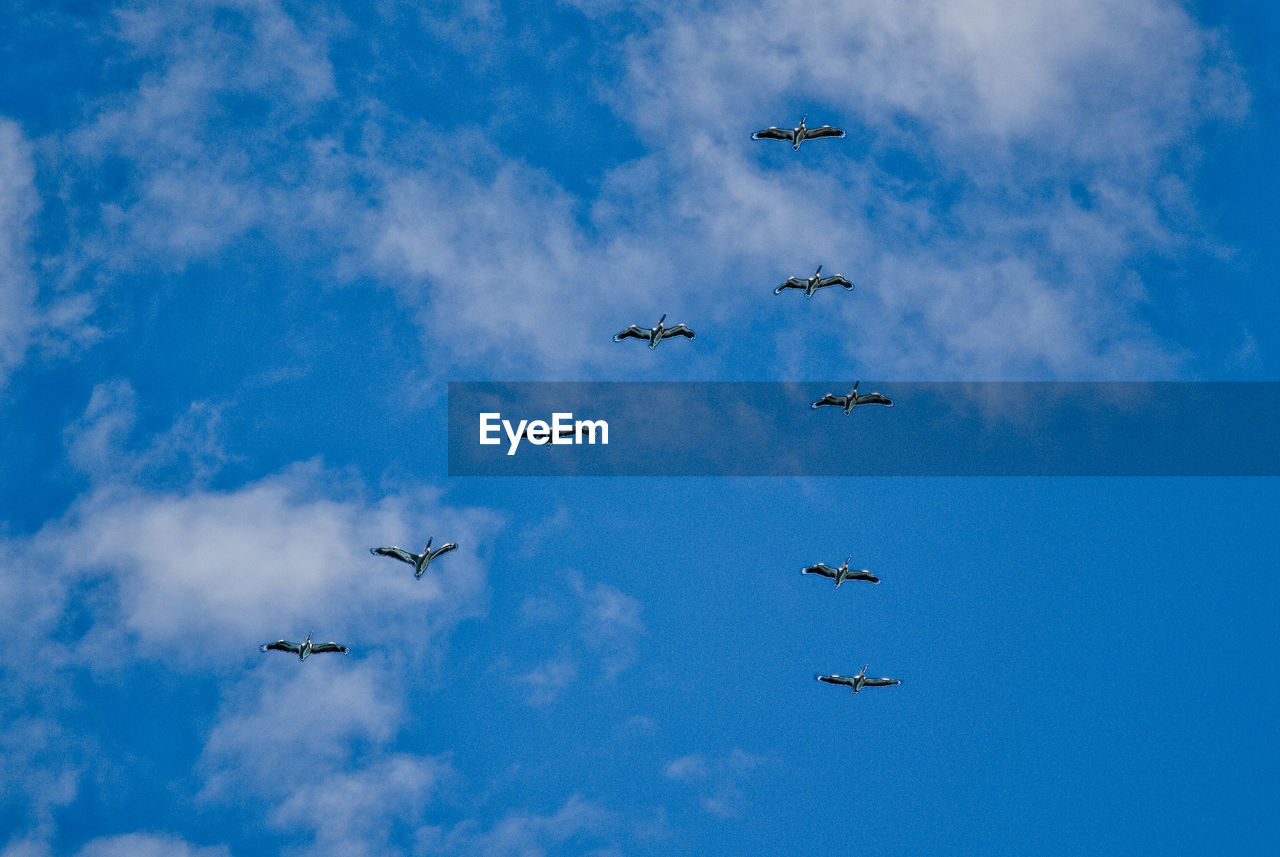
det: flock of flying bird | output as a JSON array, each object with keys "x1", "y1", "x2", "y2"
[
  {"x1": 258, "y1": 538, "x2": 457, "y2": 659},
  {"x1": 612, "y1": 116, "x2": 894, "y2": 416},
  {"x1": 261, "y1": 114, "x2": 898, "y2": 696},
  {"x1": 759, "y1": 114, "x2": 899, "y2": 696}
]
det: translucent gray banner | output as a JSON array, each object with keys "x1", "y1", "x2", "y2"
[{"x1": 447, "y1": 382, "x2": 1280, "y2": 476}]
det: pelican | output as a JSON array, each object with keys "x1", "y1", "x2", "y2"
[
  {"x1": 802, "y1": 556, "x2": 880, "y2": 587},
  {"x1": 613, "y1": 314, "x2": 696, "y2": 349},
  {"x1": 810, "y1": 381, "x2": 893, "y2": 414},
  {"x1": 815, "y1": 665, "x2": 901, "y2": 694},
  {"x1": 774, "y1": 265, "x2": 855, "y2": 298},
  {"x1": 751, "y1": 114, "x2": 845, "y2": 150},
  {"x1": 370, "y1": 537, "x2": 458, "y2": 579},
  {"x1": 260, "y1": 633, "x2": 349, "y2": 661}
]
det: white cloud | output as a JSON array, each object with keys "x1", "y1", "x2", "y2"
[
  {"x1": 201, "y1": 665, "x2": 404, "y2": 793},
  {"x1": 661, "y1": 754, "x2": 707, "y2": 782},
  {"x1": 272, "y1": 754, "x2": 448, "y2": 857},
  {"x1": 365, "y1": 145, "x2": 643, "y2": 377},
  {"x1": 515, "y1": 657, "x2": 579, "y2": 707},
  {"x1": 420, "y1": 795, "x2": 615, "y2": 857},
  {"x1": 0, "y1": 718, "x2": 83, "y2": 830},
  {"x1": 567, "y1": 570, "x2": 644, "y2": 679},
  {"x1": 42, "y1": 461, "x2": 494, "y2": 667},
  {"x1": 74, "y1": 833, "x2": 232, "y2": 857},
  {"x1": 2, "y1": 832, "x2": 231, "y2": 857},
  {"x1": 614, "y1": 0, "x2": 1244, "y2": 161},
  {"x1": 4, "y1": 380, "x2": 502, "y2": 851},
  {"x1": 37, "y1": 0, "x2": 1245, "y2": 380},
  {"x1": 355, "y1": 0, "x2": 1244, "y2": 379},
  {"x1": 0, "y1": 119, "x2": 38, "y2": 386},
  {"x1": 509, "y1": 570, "x2": 646, "y2": 705},
  {"x1": 65, "y1": 0, "x2": 336, "y2": 267},
  {"x1": 0, "y1": 118, "x2": 97, "y2": 389},
  {"x1": 662, "y1": 749, "x2": 767, "y2": 818},
  {"x1": 0, "y1": 838, "x2": 51, "y2": 857},
  {"x1": 63, "y1": 379, "x2": 237, "y2": 483},
  {"x1": 200, "y1": 661, "x2": 450, "y2": 857},
  {"x1": 62, "y1": 380, "x2": 139, "y2": 476}
]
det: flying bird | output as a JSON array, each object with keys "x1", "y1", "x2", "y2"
[
  {"x1": 751, "y1": 114, "x2": 846, "y2": 151},
  {"x1": 259, "y1": 633, "x2": 349, "y2": 661},
  {"x1": 810, "y1": 381, "x2": 893, "y2": 414},
  {"x1": 613, "y1": 314, "x2": 696, "y2": 349},
  {"x1": 774, "y1": 265, "x2": 855, "y2": 298},
  {"x1": 802, "y1": 556, "x2": 880, "y2": 587},
  {"x1": 370, "y1": 537, "x2": 458, "y2": 579},
  {"x1": 815, "y1": 665, "x2": 901, "y2": 695}
]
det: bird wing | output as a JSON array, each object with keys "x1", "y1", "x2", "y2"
[
  {"x1": 816, "y1": 674, "x2": 854, "y2": 687},
  {"x1": 309, "y1": 642, "x2": 350, "y2": 655},
  {"x1": 660, "y1": 324, "x2": 695, "y2": 340},
  {"x1": 261, "y1": 640, "x2": 300, "y2": 654},
  {"x1": 371, "y1": 546, "x2": 417, "y2": 565},
  {"x1": 804, "y1": 126, "x2": 846, "y2": 139},
  {"x1": 848, "y1": 570, "x2": 881, "y2": 584},
  {"x1": 752, "y1": 127, "x2": 795, "y2": 141},
  {"x1": 774, "y1": 278, "x2": 806, "y2": 294},
  {"x1": 863, "y1": 677, "x2": 900, "y2": 687},
  {"x1": 810, "y1": 394, "x2": 844, "y2": 409},
  {"x1": 428, "y1": 542, "x2": 458, "y2": 560},
  {"x1": 856, "y1": 393, "x2": 893, "y2": 407},
  {"x1": 818, "y1": 275, "x2": 854, "y2": 289},
  {"x1": 614, "y1": 326, "x2": 649, "y2": 342},
  {"x1": 803, "y1": 564, "x2": 838, "y2": 579}
]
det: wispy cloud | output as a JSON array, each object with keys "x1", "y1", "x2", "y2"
[
  {"x1": 420, "y1": 794, "x2": 616, "y2": 856},
  {"x1": 510, "y1": 569, "x2": 646, "y2": 704},
  {"x1": 74, "y1": 833, "x2": 232, "y2": 857},
  {"x1": 0, "y1": 118, "x2": 98, "y2": 390},
  {"x1": 200, "y1": 661, "x2": 450, "y2": 857},
  {"x1": 29, "y1": 0, "x2": 1247, "y2": 381},
  {"x1": 567, "y1": 569, "x2": 645, "y2": 679},
  {"x1": 0, "y1": 833, "x2": 234, "y2": 857},
  {"x1": 515, "y1": 657, "x2": 580, "y2": 707},
  {"x1": 663, "y1": 749, "x2": 768, "y2": 818},
  {"x1": 0, "y1": 119, "x2": 38, "y2": 387},
  {"x1": 3, "y1": 387, "x2": 499, "y2": 849},
  {"x1": 353, "y1": 0, "x2": 1246, "y2": 378},
  {"x1": 46, "y1": 462, "x2": 492, "y2": 666}
]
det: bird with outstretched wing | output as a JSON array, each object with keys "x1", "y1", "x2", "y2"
[
  {"x1": 613, "y1": 315, "x2": 696, "y2": 349},
  {"x1": 815, "y1": 666, "x2": 901, "y2": 694},
  {"x1": 802, "y1": 559, "x2": 880, "y2": 587},
  {"x1": 371, "y1": 537, "x2": 457, "y2": 579},
  {"x1": 752, "y1": 115, "x2": 845, "y2": 150},
  {"x1": 810, "y1": 382, "x2": 893, "y2": 414}
]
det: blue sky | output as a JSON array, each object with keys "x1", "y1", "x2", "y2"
[{"x1": 2, "y1": 1, "x2": 1278, "y2": 855}]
